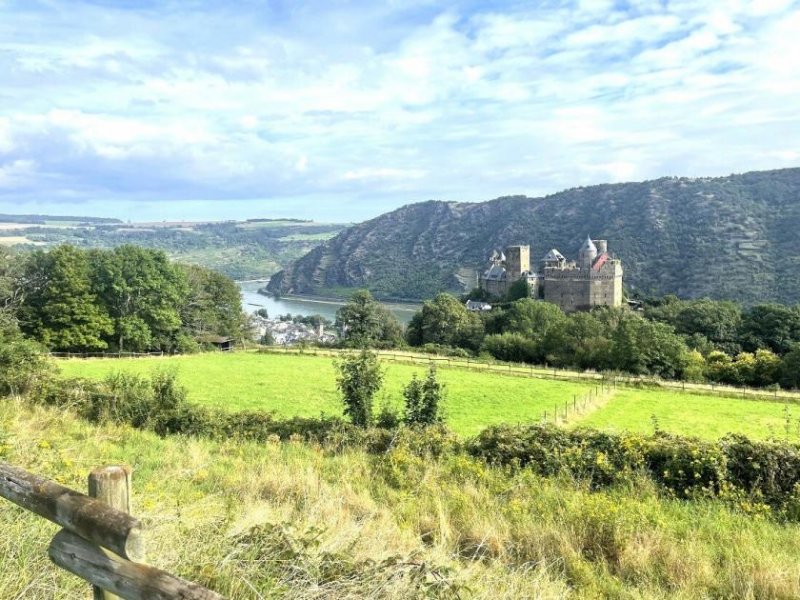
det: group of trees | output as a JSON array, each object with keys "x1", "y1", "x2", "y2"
[
  {"x1": 334, "y1": 288, "x2": 800, "y2": 389},
  {"x1": 1, "y1": 244, "x2": 247, "y2": 353}
]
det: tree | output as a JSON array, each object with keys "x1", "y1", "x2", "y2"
[
  {"x1": 740, "y1": 304, "x2": 800, "y2": 355},
  {"x1": 335, "y1": 349, "x2": 384, "y2": 427},
  {"x1": 406, "y1": 293, "x2": 484, "y2": 350},
  {"x1": 180, "y1": 264, "x2": 247, "y2": 340},
  {"x1": 18, "y1": 245, "x2": 113, "y2": 351},
  {"x1": 558, "y1": 311, "x2": 612, "y2": 370},
  {"x1": 505, "y1": 278, "x2": 531, "y2": 302},
  {"x1": 403, "y1": 365, "x2": 445, "y2": 426},
  {"x1": 486, "y1": 299, "x2": 566, "y2": 363},
  {"x1": 779, "y1": 347, "x2": 800, "y2": 389},
  {"x1": 646, "y1": 297, "x2": 742, "y2": 354},
  {"x1": 91, "y1": 246, "x2": 187, "y2": 352},
  {"x1": 608, "y1": 313, "x2": 690, "y2": 379},
  {"x1": 336, "y1": 290, "x2": 403, "y2": 348}
]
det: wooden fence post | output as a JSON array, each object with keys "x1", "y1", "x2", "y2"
[{"x1": 88, "y1": 466, "x2": 142, "y2": 600}]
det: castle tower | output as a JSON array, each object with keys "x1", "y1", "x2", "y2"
[
  {"x1": 505, "y1": 245, "x2": 530, "y2": 279},
  {"x1": 594, "y1": 239, "x2": 608, "y2": 254},
  {"x1": 578, "y1": 236, "x2": 598, "y2": 269}
]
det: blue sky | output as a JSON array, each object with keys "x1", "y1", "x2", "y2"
[{"x1": 0, "y1": 0, "x2": 798, "y2": 222}]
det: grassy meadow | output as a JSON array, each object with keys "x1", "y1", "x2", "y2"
[
  {"x1": 57, "y1": 351, "x2": 800, "y2": 441},
  {"x1": 4, "y1": 399, "x2": 800, "y2": 599},
  {"x1": 57, "y1": 352, "x2": 594, "y2": 437},
  {"x1": 577, "y1": 388, "x2": 800, "y2": 442}
]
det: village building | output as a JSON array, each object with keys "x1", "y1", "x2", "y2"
[
  {"x1": 479, "y1": 237, "x2": 624, "y2": 312},
  {"x1": 465, "y1": 299, "x2": 492, "y2": 312}
]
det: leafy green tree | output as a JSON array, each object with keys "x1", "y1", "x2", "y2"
[
  {"x1": 463, "y1": 286, "x2": 492, "y2": 302},
  {"x1": 18, "y1": 245, "x2": 113, "y2": 351},
  {"x1": 403, "y1": 365, "x2": 445, "y2": 426},
  {"x1": 505, "y1": 278, "x2": 531, "y2": 302},
  {"x1": 90, "y1": 246, "x2": 187, "y2": 352},
  {"x1": 753, "y1": 348, "x2": 781, "y2": 386},
  {"x1": 336, "y1": 290, "x2": 403, "y2": 348},
  {"x1": 180, "y1": 264, "x2": 247, "y2": 339},
  {"x1": 481, "y1": 333, "x2": 537, "y2": 363},
  {"x1": 779, "y1": 347, "x2": 800, "y2": 389},
  {"x1": 740, "y1": 304, "x2": 800, "y2": 355},
  {"x1": 705, "y1": 350, "x2": 735, "y2": 383},
  {"x1": 406, "y1": 293, "x2": 484, "y2": 350},
  {"x1": 558, "y1": 311, "x2": 612, "y2": 370},
  {"x1": 335, "y1": 349, "x2": 384, "y2": 427},
  {"x1": 608, "y1": 313, "x2": 690, "y2": 378},
  {"x1": 646, "y1": 297, "x2": 742, "y2": 354},
  {"x1": 486, "y1": 299, "x2": 566, "y2": 363}
]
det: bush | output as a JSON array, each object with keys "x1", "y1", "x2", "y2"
[
  {"x1": 335, "y1": 350, "x2": 384, "y2": 427},
  {"x1": 481, "y1": 333, "x2": 538, "y2": 364},
  {"x1": 467, "y1": 423, "x2": 800, "y2": 517},
  {"x1": 0, "y1": 317, "x2": 48, "y2": 397},
  {"x1": 403, "y1": 366, "x2": 444, "y2": 426}
]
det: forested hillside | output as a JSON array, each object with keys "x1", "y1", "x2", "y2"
[
  {"x1": 0, "y1": 218, "x2": 346, "y2": 280},
  {"x1": 269, "y1": 168, "x2": 800, "y2": 304}
]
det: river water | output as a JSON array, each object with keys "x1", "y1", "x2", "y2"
[{"x1": 237, "y1": 281, "x2": 419, "y2": 324}]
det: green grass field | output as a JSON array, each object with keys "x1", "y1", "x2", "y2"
[
  {"x1": 574, "y1": 388, "x2": 800, "y2": 442},
  {"x1": 57, "y1": 353, "x2": 593, "y2": 436},
  {"x1": 58, "y1": 352, "x2": 800, "y2": 441}
]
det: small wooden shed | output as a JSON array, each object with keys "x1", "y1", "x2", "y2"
[{"x1": 197, "y1": 335, "x2": 235, "y2": 351}]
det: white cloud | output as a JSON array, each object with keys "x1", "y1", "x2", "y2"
[
  {"x1": 0, "y1": 159, "x2": 36, "y2": 189},
  {"x1": 0, "y1": 1, "x2": 798, "y2": 220},
  {"x1": 342, "y1": 168, "x2": 427, "y2": 181}
]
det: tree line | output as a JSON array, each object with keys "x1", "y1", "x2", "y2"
[
  {"x1": 1, "y1": 244, "x2": 246, "y2": 354},
  {"x1": 335, "y1": 290, "x2": 800, "y2": 389}
]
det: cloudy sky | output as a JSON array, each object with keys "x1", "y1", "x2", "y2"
[{"x1": 0, "y1": 0, "x2": 798, "y2": 222}]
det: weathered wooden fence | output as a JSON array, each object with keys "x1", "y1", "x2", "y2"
[
  {"x1": 0, "y1": 462, "x2": 224, "y2": 600},
  {"x1": 261, "y1": 346, "x2": 800, "y2": 404}
]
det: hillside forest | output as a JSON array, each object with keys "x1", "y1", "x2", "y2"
[{"x1": 269, "y1": 168, "x2": 800, "y2": 305}]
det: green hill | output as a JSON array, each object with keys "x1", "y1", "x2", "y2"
[{"x1": 268, "y1": 168, "x2": 800, "y2": 304}]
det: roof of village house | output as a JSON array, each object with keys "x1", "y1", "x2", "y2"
[{"x1": 196, "y1": 334, "x2": 234, "y2": 344}]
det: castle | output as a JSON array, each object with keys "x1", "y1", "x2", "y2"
[{"x1": 479, "y1": 237, "x2": 623, "y2": 312}]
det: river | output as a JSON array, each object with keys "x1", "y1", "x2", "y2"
[{"x1": 237, "y1": 281, "x2": 419, "y2": 324}]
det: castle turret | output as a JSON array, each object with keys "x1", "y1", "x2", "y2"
[
  {"x1": 594, "y1": 239, "x2": 608, "y2": 254},
  {"x1": 578, "y1": 236, "x2": 598, "y2": 269}
]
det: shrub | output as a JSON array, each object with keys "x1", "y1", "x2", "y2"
[
  {"x1": 403, "y1": 366, "x2": 444, "y2": 426},
  {"x1": 334, "y1": 350, "x2": 384, "y2": 427},
  {"x1": 481, "y1": 333, "x2": 538, "y2": 364}
]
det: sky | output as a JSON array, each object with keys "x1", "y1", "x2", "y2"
[{"x1": 0, "y1": 0, "x2": 798, "y2": 223}]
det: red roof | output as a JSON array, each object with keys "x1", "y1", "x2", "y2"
[{"x1": 592, "y1": 253, "x2": 609, "y2": 271}]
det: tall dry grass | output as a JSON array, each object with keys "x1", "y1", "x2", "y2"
[{"x1": 2, "y1": 399, "x2": 800, "y2": 599}]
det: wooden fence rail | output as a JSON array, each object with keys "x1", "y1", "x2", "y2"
[
  {"x1": 259, "y1": 346, "x2": 800, "y2": 404},
  {"x1": 0, "y1": 462, "x2": 224, "y2": 600}
]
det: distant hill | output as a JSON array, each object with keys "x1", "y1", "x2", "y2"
[
  {"x1": 0, "y1": 213, "x2": 122, "y2": 224},
  {"x1": 268, "y1": 168, "x2": 800, "y2": 304},
  {"x1": 0, "y1": 216, "x2": 347, "y2": 280}
]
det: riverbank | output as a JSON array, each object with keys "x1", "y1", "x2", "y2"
[{"x1": 236, "y1": 281, "x2": 419, "y2": 324}]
